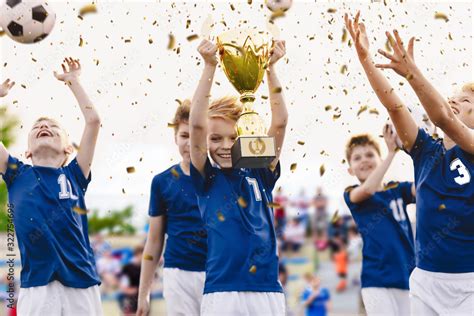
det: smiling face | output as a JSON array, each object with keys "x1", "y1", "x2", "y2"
[
  {"x1": 175, "y1": 122, "x2": 190, "y2": 164},
  {"x1": 207, "y1": 117, "x2": 237, "y2": 169},
  {"x1": 26, "y1": 118, "x2": 72, "y2": 162},
  {"x1": 348, "y1": 145, "x2": 382, "y2": 183},
  {"x1": 448, "y1": 86, "x2": 474, "y2": 129}
]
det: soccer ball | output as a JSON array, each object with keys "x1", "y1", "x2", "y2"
[
  {"x1": 0, "y1": 0, "x2": 56, "y2": 44},
  {"x1": 265, "y1": 0, "x2": 293, "y2": 13}
]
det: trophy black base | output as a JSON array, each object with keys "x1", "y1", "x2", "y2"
[{"x1": 231, "y1": 136, "x2": 276, "y2": 169}]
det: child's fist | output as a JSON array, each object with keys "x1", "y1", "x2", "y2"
[
  {"x1": 198, "y1": 39, "x2": 218, "y2": 66},
  {"x1": 268, "y1": 40, "x2": 286, "y2": 67},
  {"x1": 0, "y1": 79, "x2": 15, "y2": 97}
]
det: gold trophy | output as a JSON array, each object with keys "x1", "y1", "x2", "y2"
[{"x1": 217, "y1": 28, "x2": 276, "y2": 169}]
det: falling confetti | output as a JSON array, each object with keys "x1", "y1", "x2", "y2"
[
  {"x1": 434, "y1": 12, "x2": 449, "y2": 22},
  {"x1": 249, "y1": 265, "x2": 257, "y2": 273},
  {"x1": 79, "y1": 36, "x2": 84, "y2": 47},
  {"x1": 238, "y1": 197, "x2": 248, "y2": 208},
  {"x1": 126, "y1": 167, "x2": 135, "y2": 174},
  {"x1": 272, "y1": 87, "x2": 282, "y2": 93},
  {"x1": 217, "y1": 211, "x2": 225, "y2": 221},
  {"x1": 171, "y1": 168, "x2": 180, "y2": 178},
  {"x1": 72, "y1": 206, "x2": 88, "y2": 215},
  {"x1": 357, "y1": 105, "x2": 368, "y2": 116},
  {"x1": 297, "y1": 141, "x2": 305, "y2": 145},
  {"x1": 319, "y1": 164, "x2": 325, "y2": 176},
  {"x1": 438, "y1": 204, "x2": 446, "y2": 211},
  {"x1": 267, "y1": 202, "x2": 281, "y2": 208},
  {"x1": 187, "y1": 34, "x2": 199, "y2": 42},
  {"x1": 79, "y1": 4, "x2": 97, "y2": 17},
  {"x1": 167, "y1": 34, "x2": 175, "y2": 50},
  {"x1": 143, "y1": 254, "x2": 154, "y2": 261},
  {"x1": 331, "y1": 210, "x2": 340, "y2": 224},
  {"x1": 290, "y1": 163, "x2": 297, "y2": 172}
]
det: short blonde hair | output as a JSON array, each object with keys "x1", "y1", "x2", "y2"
[
  {"x1": 208, "y1": 96, "x2": 242, "y2": 122},
  {"x1": 345, "y1": 134, "x2": 381, "y2": 162},
  {"x1": 172, "y1": 99, "x2": 191, "y2": 134},
  {"x1": 461, "y1": 82, "x2": 474, "y2": 94}
]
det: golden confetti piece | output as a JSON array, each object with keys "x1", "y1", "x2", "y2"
[
  {"x1": 8, "y1": 163, "x2": 17, "y2": 170},
  {"x1": 186, "y1": 19, "x2": 191, "y2": 29},
  {"x1": 369, "y1": 108, "x2": 379, "y2": 115},
  {"x1": 171, "y1": 168, "x2": 180, "y2": 178},
  {"x1": 148, "y1": 38, "x2": 154, "y2": 44},
  {"x1": 331, "y1": 210, "x2": 340, "y2": 224},
  {"x1": 248, "y1": 0, "x2": 252, "y2": 4},
  {"x1": 325, "y1": 105, "x2": 332, "y2": 111},
  {"x1": 168, "y1": 123, "x2": 178, "y2": 128},
  {"x1": 143, "y1": 254, "x2": 154, "y2": 261},
  {"x1": 438, "y1": 204, "x2": 446, "y2": 211},
  {"x1": 261, "y1": 95, "x2": 268, "y2": 100},
  {"x1": 448, "y1": 33, "x2": 453, "y2": 40},
  {"x1": 249, "y1": 265, "x2": 257, "y2": 273},
  {"x1": 290, "y1": 163, "x2": 297, "y2": 172},
  {"x1": 122, "y1": 188, "x2": 126, "y2": 194},
  {"x1": 230, "y1": 4, "x2": 235, "y2": 10},
  {"x1": 267, "y1": 202, "x2": 281, "y2": 208},
  {"x1": 434, "y1": 12, "x2": 449, "y2": 22},
  {"x1": 126, "y1": 167, "x2": 135, "y2": 174},
  {"x1": 167, "y1": 34, "x2": 175, "y2": 50},
  {"x1": 72, "y1": 206, "x2": 88, "y2": 215},
  {"x1": 187, "y1": 34, "x2": 199, "y2": 42},
  {"x1": 340, "y1": 65, "x2": 348, "y2": 74},
  {"x1": 320, "y1": 164, "x2": 325, "y2": 176},
  {"x1": 327, "y1": 8, "x2": 337, "y2": 13},
  {"x1": 270, "y1": 10, "x2": 286, "y2": 21},
  {"x1": 238, "y1": 197, "x2": 248, "y2": 208},
  {"x1": 384, "y1": 182, "x2": 400, "y2": 190},
  {"x1": 385, "y1": 38, "x2": 392, "y2": 52},
  {"x1": 357, "y1": 105, "x2": 368, "y2": 116},
  {"x1": 0, "y1": 30, "x2": 5, "y2": 37},
  {"x1": 79, "y1": 4, "x2": 97, "y2": 17},
  {"x1": 79, "y1": 36, "x2": 84, "y2": 47},
  {"x1": 341, "y1": 28, "x2": 347, "y2": 43},
  {"x1": 72, "y1": 142, "x2": 80, "y2": 151},
  {"x1": 297, "y1": 141, "x2": 305, "y2": 145},
  {"x1": 272, "y1": 87, "x2": 282, "y2": 93},
  {"x1": 217, "y1": 211, "x2": 225, "y2": 221},
  {"x1": 333, "y1": 113, "x2": 341, "y2": 120}
]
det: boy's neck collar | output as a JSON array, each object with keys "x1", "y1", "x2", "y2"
[{"x1": 31, "y1": 155, "x2": 68, "y2": 168}]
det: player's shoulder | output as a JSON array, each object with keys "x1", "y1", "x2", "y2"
[
  {"x1": 154, "y1": 164, "x2": 181, "y2": 180},
  {"x1": 344, "y1": 184, "x2": 358, "y2": 193},
  {"x1": 383, "y1": 181, "x2": 401, "y2": 191}
]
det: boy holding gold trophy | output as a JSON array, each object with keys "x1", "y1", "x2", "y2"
[{"x1": 189, "y1": 28, "x2": 288, "y2": 315}]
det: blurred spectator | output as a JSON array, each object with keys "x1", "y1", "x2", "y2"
[
  {"x1": 91, "y1": 232, "x2": 112, "y2": 260},
  {"x1": 96, "y1": 249, "x2": 121, "y2": 293},
  {"x1": 293, "y1": 189, "x2": 311, "y2": 232},
  {"x1": 118, "y1": 245, "x2": 143, "y2": 315},
  {"x1": 347, "y1": 226, "x2": 362, "y2": 262},
  {"x1": 312, "y1": 187, "x2": 329, "y2": 234},
  {"x1": 273, "y1": 187, "x2": 288, "y2": 238},
  {"x1": 329, "y1": 233, "x2": 348, "y2": 292},
  {"x1": 301, "y1": 273, "x2": 331, "y2": 316},
  {"x1": 282, "y1": 217, "x2": 305, "y2": 253}
]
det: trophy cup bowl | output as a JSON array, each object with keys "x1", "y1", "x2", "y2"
[{"x1": 217, "y1": 28, "x2": 276, "y2": 169}]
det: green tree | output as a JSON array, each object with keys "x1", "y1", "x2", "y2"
[
  {"x1": 87, "y1": 205, "x2": 137, "y2": 235},
  {"x1": 0, "y1": 106, "x2": 19, "y2": 232}
]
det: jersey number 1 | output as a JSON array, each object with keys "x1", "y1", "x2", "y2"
[{"x1": 58, "y1": 174, "x2": 78, "y2": 200}]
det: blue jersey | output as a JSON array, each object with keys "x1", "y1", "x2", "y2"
[
  {"x1": 301, "y1": 287, "x2": 330, "y2": 316},
  {"x1": 148, "y1": 164, "x2": 207, "y2": 271},
  {"x1": 1, "y1": 156, "x2": 100, "y2": 288},
  {"x1": 344, "y1": 181, "x2": 415, "y2": 289},
  {"x1": 190, "y1": 159, "x2": 282, "y2": 294},
  {"x1": 408, "y1": 128, "x2": 474, "y2": 273}
]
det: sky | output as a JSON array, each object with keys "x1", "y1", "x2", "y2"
[{"x1": 1, "y1": 0, "x2": 473, "y2": 227}]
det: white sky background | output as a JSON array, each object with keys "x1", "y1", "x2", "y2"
[{"x1": 1, "y1": 0, "x2": 473, "y2": 227}]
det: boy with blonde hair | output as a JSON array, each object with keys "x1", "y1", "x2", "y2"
[
  {"x1": 0, "y1": 58, "x2": 102, "y2": 315},
  {"x1": 189, "y1": 38, "x2": 288, "y2": 315},
  {"x1": 137, "y1": 100, "x2": 207, "y2": 316},
  {"x1": 346, "y1": 11, "x2": 474, "y2": 315}
]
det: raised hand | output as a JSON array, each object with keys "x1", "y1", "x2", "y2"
[
  {"x1": 198, "y1": 39, "x2": 218, "y2": 66},
  {"x1": 344, "y1": 11, "x2": 370, "y2": 60},
  {"x1": 268, "y1": 40, "x2": 286, "y2": 67},
  {"x1": 375, "y1": 30, "x2": 416, "y2": 78},
  {"x1": 0, "y1": 79, "x2": 15, "y2": 97},
  {"x1": 54, "y1": 57, "x2": 82, "y2": 83},
  {"x1": 383, "y1": 123, "x2": 402, "y2": 153}
]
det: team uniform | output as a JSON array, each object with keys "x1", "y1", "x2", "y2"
[
  {"x1": 407, "y1": 128, "x2": 474, "y2": 315},
  {"x1": 1, "y1": 156, "x2": 102, "y2": 315},
  {"x1": 148, "y1": 164, "x2": 207, "y2": 316},
  {"x1": 344, "y1": 181, "x2": 415, "y2": 316},
  {"x1": 190, "y1": 159, "x2": 285, "y2": 316},
  {"x1": 301, "y1": 286, "x2": 330, "y2": 316}
]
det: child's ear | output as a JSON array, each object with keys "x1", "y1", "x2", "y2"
[
  {"x1": 64, "y1": 144, "x2": 74, "y2": 155},
  {"x1": 25, "y1": 150, "x2": 32, "y2": 159},
  {"x1": 348, "y1": 166, "x2": 354, "y2": 176}
]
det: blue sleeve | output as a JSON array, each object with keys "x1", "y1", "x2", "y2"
[
  {"x1": 253, "y1": 161, "x2": 281, "y2": 192},
  {"x1": 66, "y1": 158, "x2": 91, "y2": 192},
  {"x1": 0, "y1": 155, "x2": 26, "y2": 188},
  {"x1": 343, "y1": 185, "x2": 358, "y2": 209},
  {"x1": 301, "y1": 288, "x2": 310, "y2": 301},
  {"x1": 148, "y1": 175, "x2": 166, "y2": 217},
  {"x1": 321, "y1": 288, "x2": 330, "y2": 301},
  {"x1": 190, "y1": 158, "x2": 216, "y2": 196},
  {"x1": 399, "y1": 181, "x2": 415, "y2": 205},
  {"x1": 407, "y1": 128, "x2": 444, "y2": 173}
]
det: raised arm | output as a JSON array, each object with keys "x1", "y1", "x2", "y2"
[
  {"x1": 349, "y1": 124, "x2": 399, "y2": 203},
  {"x1": 0, "y1": 79, "x2": 15, "y2": 174},
  {"x1": 136, "y1": 216, "x2": 166, "y2": 316},
  {"x1": 266, "y1": 40, "x2": 288, "y2": 170},
  {"x1": 375, "y1": 30, "x2": 474, "y2": 154},
  {"x1": 345, "y1": 12, "x2": 418, "y2": 152},
  {"x1": 54, "y1": 58, "x2": 100, "y2": 177},
  {"x1": 189, "y1": 40, "x2": 218, "y2": 176}
]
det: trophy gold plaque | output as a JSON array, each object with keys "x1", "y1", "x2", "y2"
[{"x1": 217, "y1": 28, "x2": 276, "y2": 169}]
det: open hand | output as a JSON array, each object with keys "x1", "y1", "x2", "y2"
[
  {"x1": 0, "y1": 79, "x2": 15, "y2": 97},
  {"x1": 268, "y1": 40, "x2": 286, "y2": 67},
  {"x1": 54, "y1": 57, "x2": 81, "y2": 83},
  {"x1": 344, "y1": 11, "x2": 370, "y2": 60},
  {"x1": 383, "y1": 123, "x2": 402, "y2": 152},
  {"x1": 375, "y1": 30, "x2": 417, "y2": 78}
]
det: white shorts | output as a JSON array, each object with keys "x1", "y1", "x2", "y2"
[
  {"x1": 361, "y1": 287, "x2": 410, "y2": 316},
  {"x1": 18, "y1": 280, "x2": 102, "y2": 316},
  {"x1": 163, "y1": 267, "x2": 205, "y2": 316},
  {"x1": 410, "y1": 267, "x2": 474, "y2": 316},
  {"x1": 201, "y1": 291, "x2": 285, "y2": 316}
]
